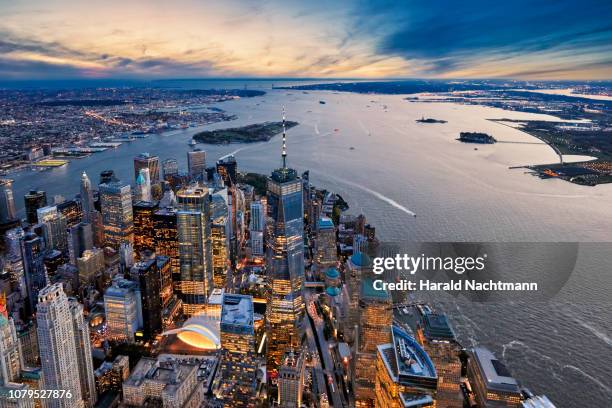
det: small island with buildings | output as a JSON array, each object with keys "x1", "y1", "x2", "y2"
[{"x1": 458, "y1": 132, "x2": 497, "y2": 144}]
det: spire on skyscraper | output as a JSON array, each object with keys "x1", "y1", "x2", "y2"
[{"x1": 282, "y1": 106, "x2": 287, "y2": 168}]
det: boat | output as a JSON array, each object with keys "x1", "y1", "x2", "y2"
[{"x1": 416, "y1": 117, "x2": 447, "y2": 124}]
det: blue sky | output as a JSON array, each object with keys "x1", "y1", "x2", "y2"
[{"x1": 0, "y1": 0, "x2": 611, "y2": 79}]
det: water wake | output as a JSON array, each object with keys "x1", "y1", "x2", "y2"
[
  {"x1": 330, "y1": 176, "x2": 416, "y2": 217},
  {"x1": 574, "y1": 319, "x2": 612, "y2": 348},
  {"x1": 563, "y1": 365, "x2": 611, "y2": 395}
]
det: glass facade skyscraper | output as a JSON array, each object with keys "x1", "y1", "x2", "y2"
[
  {"x1": 265, "y1": 167, "x2": 305, "y2": 373},
  {"x1": 20, "y1": 232, "x2": 48, "y2": 313},
  {"x1": 217, "y1": 294, "x2": 257, "y2": 406},
  {"x1": 176, "y1": 186, "x2": 213, "y2": 315},
  {"x1": 24, "y1": 190, "x2": 47, "y2": 225},
  {"x1": 99, "y1": 181, "x2": 134, "y2": 249}
]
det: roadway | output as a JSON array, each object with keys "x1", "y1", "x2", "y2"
[{"x1": 305, "y1": 290, "x2": 346, "y2": 408}]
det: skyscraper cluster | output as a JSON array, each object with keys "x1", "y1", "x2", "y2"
[{"x1": 0, "y1": 108, "x2": 555, "y2": 408}]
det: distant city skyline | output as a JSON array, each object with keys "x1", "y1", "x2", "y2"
[{"x1": 1, "y1": 0, "x2": 611, "y2": 80}]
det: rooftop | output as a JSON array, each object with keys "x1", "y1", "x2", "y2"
[
  {"x1": 325, "y1": 267, "x2": 340, "y2": 279},
  {"x1": 349, "y1": 252, "x2": 371, "y2": 268},
  {"x1": 471, "y1": 347, "x2": 520, "y2": 394},
  {"x1": 422, "y1": 313, "x2": 455, "y2": 341},
  {"x1": 399, "y1": 393, "x2": 434, "y2": 407},
  {"x1": 221, "y1": 294, "x2": 254, "y2": 327},
  {"x1": 361, "y1": 278, "x2": 390, "y2": 300},
  {"x1": 378, "y1": 326, "x2": 437, "y2": 390},
  {"x1": 326, "y1": 286, "x2": 341, "y2": 297},
  {"x1": 270, "y1": 167, "x2": 298, "y2": 183},
  {"x1": 123, "y1": 356, "x2": 197, "y2": 396},
  {"x1": 318, "y1": 216, "x2": 334, "y2": 230}
]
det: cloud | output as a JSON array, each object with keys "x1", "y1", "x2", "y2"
[
  {"x1": 361, "y1": 0, "x2": 612, "y2": 78},
  {"x1": 0, "y1": 0, "x2": 611, "y2": 79}
]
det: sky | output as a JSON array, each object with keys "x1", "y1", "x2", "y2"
[{"x1": 1, "y1": 0, "x2": 611, "y2": 80}]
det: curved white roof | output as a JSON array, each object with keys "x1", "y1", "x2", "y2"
[{"x1": 162, "y1": 314, "x2": 220, "y2": 350}]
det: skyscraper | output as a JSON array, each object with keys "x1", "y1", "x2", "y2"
[
  {"x1": 416, "y1": 312, "x2": 463, "y2": 407},
  {"x1": 217, "y1": 294, "x2": 257, "y2": 407},
  {"x1": 266, "y1": 109, "x2": 305, "y2": 373},
  {"x1": 0, "y1": 313, "x2": 23, "y2": 385},
  {"x1": 36, "y1": 283, "x2": 84, "y2": 408},
  {"x1": 68, "y1": 222, "x2": 94, "y2": 265},
  {"x1": 132, "y1": 201, "x2": 158, "y2": 257},
  {"x1": 4, "y1": 228, "x2": 27, "y2": 301},
  {"x1": 0, "y1": 179, "x2": 17, "y2": 224},
  {"x1": 103, "y1": 278, "x2": 141, "y2": 343},
  {"x1": 134, "y1": 153, "x2": 160, "y2": 184},
  {"x1": 162, "y1": 158, "x2": 179, "y2": 179},
  {"x1": 211, "y1": 216, "x2": 229, "y2": 289},
  {"x1": 99, "y1": 181, "x2": 134, "y2": 249},
  {"x1": 153, "y1": 208, "x2": 179, "y2": 279},
  {"x1": 36, "y1": 206, "x2": 68, "y2": 253},
  {"x1": 216, "y1": 155, "x2": 237, "y2": 187},
  {"x1": 354, "y1": 279, "x2": 392, "y2": 407},
  {"x1": 176, "y1": 186, "x2": 213, "y2": 315},
  {"x1": 375, "y1": 326, "x2": 438, "y2": 408},
  {"x1": 249, "y1": 201, "x2": 265, "y2": 231},
  {"x1": 57, "y1": 199, "x2": 83, "y2": 228},
  {"x1": 467, "y1": 347, "x2": 523, "y2": 407},
  {"x1": 135, "y1": 168, "x2": 152, "y2": 203},
  {"x1": 187, "y1": 149, "x2": 206, "y2": 181},
  {"x1": 130, "y1": 258, "x2": 162, "y2": 340},
  {"x1": 80, "y1": 172, "x2": 95, "y2": 223},
  {"x1": 315, "y1": 216, "x2": 336, "y2": 272},
  {"x1": 249, "y1": 201, "x2": 265, "y2": 257},
  {"x1": 278, "y1": 349, "x2": 305, "y2": 408},
  {"x1": 20, "y1": 232, "x2": 48, "y2": 313},
  {"x1": 69, "y1": 300, "x2": 97, "y2": 408},
  {"x1": 24, "y1": 190, "x2": 47, "y2": 225},
  {"x1": 76, "y1": 248, "x2": 105, "y2": 285}
]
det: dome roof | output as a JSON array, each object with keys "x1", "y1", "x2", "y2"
[
  {"x1": 350, "y1": 252, "x2": 371, "y2": 267},
  {"x1": 325, "y1": 267, "x2": 340, "y2": 279},
  {"x1": 326, "y1": 286, "x2": 341, "y2": 297},
  {"x1": 162, "y1": 315, "x2": 220, "y2": 350}
]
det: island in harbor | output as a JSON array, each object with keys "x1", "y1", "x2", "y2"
[
  {"x1": 193, "y1": 120, "x2": 298, "y2": 144},
  {"x1": 458, "y1": 132, "x2": 496, "y2": 144}
]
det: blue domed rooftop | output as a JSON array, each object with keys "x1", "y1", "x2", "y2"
[
  {"x1": 325, "y1": 267, "x2": 340, "y2": 279},
  {"x1": 350, "y1": 252, "x2": 371, "y2": 267},
  {"x1": 326, "y1": 286, "x2": 341, "y2": 297}
]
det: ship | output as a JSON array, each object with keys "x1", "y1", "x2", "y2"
[
  {"x1": 416, "y1": 117, "x2": 447, "y2": 124},
  {"x1": 458, "y1": 132, "x2": 496, "y2": 144}
]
